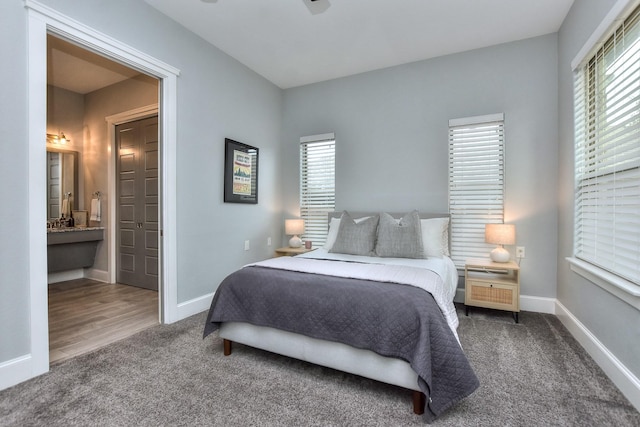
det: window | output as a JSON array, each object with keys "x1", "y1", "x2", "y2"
[
  {"x1": 448, "y1": 114, "x2": 505, "y2": 268},
  {"x1": 300, "y1": 133, "x2": 335, "y2": 248},
  {"x1": 573, "y1": 4, "x2": 640, "y2": 286}
]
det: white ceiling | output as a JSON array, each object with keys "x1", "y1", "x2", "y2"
[
  {"x1": 48, "y1": 35, "x2": 141, "y2": 94},
  {"x1": 145, "y1": 0, "x2": 575, "y2": 89},
  {"x1": 48, "y1": 1, "x2": 575, "y2": 93}
]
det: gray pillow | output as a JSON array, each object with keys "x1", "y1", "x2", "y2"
[
  {"x1": 329, "y1": 211, "x2": 379, "y2": 256},
  {"x1": 375, "y1": 211, "x2": 424, "y2": 258}
]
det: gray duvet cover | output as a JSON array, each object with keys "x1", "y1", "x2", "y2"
[{"x1": 204, "y1": 264, "x2": 479, "y2": 422}]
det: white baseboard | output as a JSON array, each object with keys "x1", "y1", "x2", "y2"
[
  {"x1": 0, "y1": 354, "x2": 38, "y2": 392},
  {"x1": 520, "y1": 295, "x2": 556, "y2": 314},
  {"x1": 85, "y1": 268, "x2": 109, "y2": 283},
  {"x1": 176, "y1": 292, "x2": 214, "y2": 321},
  {"x1": 556, "y1": 300, "x2": 640, "y2": 412},
  {"x1": 454, "y1": 288, "x2": 556, "y2": 314},
  {"x1": 46, "y1": 268, "x2": 108, "y2": 284},
  {"x1": 47, "y1": 269, "x2": 83, "y2": 283}
]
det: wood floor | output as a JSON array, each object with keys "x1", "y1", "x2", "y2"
[{"x1": 48, "y1": 278, "x2": 159, "y2": 364}]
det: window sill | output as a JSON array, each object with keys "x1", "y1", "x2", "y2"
[{"x1": 566, "y1": 257, "x2": 640, "y2": 311}]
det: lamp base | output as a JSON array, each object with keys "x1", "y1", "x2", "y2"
[
  {"x1": 289, "y1": 235, "x2": 302, "y2": 248},
  {"x1": 490, "y1": 246, "x2": 510, "y2": 263}
]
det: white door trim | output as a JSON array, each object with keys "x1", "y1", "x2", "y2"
[{"x1": 20, "y1": 0, "x2": 180, "y2": 388}]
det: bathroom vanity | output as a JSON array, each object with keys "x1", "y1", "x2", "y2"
[{"x1": 47, "y1": 227, "x2": 104, "y2": 273}]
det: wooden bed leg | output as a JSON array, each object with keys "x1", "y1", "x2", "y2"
[
  {"x1": 412, "y1": 391, "x2": 425, "y2": 415},
  {"x1": 223, "y1": 339, "x2": 232, "y2": 356}
]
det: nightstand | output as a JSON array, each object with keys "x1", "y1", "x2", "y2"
[
  {"x1": 274, "y1": 247, "x2": 314, "y2": 257},
  {"x1": 464, "y1": 258, "x2": 520, "y2": 323}
]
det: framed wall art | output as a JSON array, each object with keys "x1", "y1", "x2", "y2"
[
  {"x1": 72, "y1": 210, "x2": 88, "y2": 227},
  {"x1": 224, "y1": 138, "x2": 259, "y2": 204}
]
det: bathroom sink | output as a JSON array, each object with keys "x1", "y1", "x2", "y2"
[
  {"x1": 47, "y1": 228, "x2": 104, "y2": 273},
  {"x1": 47, "y1": 227, "x2": 103, "y2": 245}
]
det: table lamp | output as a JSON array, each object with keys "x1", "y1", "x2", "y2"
[
  {"x1": 285, "y1": 219, "x2": 305, "y2": 248},
  {"x1": 485, "y1": 223, "x2": 515, "y2": 263}
]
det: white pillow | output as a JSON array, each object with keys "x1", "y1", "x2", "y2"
[
  {"x1": 421, "y1": 217, "x2": 450, "y2": 258},
  {"x1": 323, "y1": 215, "x2": 371, "y2": 250},
  {"x1": 323, "y1": 217, "x2": 341, "y2": 250}
]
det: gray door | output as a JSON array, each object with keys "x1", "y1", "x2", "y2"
[
  {"x1": 47, "y1": 151, "x2": 61, "y2": 219},
  {"x1": 116, "y1": 116, "x2": 159, "y2": 290}
]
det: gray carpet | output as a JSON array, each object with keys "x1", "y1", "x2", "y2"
[{"x1": 1, "y1": 305, "x2": 638, "y2": 426}]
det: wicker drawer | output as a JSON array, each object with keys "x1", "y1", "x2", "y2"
[{"x1": 465, "y1": 279, "x2": 519, "y2": 312}]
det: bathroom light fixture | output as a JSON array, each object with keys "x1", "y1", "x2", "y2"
[
  {"x1": 46, "y1": 132, "x2": 70, "y2": 145},
  {"x1": 485, "y1": 223, "x2": 515, "y2": 263},
  {"x1": 285, "y1": 219, "x2": 305, "y2": 248}
]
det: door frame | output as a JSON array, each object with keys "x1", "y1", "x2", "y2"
[{"x1": 26, "y1": 0, "x2": 180, "y2": 381}]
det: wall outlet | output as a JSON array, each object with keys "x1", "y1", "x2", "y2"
[
  {"x1": 244, "y1": 240, "x2": 250, "y2": 251},
  {"x1": 516, "y1": 246, "x2": 525, "y2": 258},
  {"x1": 267, "y1": 237, "x2": 272, "y2": 247}
]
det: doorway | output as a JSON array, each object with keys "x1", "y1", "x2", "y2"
[
  {"x1": 26, "y1": 3, "x2": 179, "y2": 380},
  {"x1": 47, "y1": 34, "x2": 160, "y2": 362}
]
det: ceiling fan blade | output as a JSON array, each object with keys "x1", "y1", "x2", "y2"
[{"x1": 303, "y1": 0, "x2": 331, "y2": 15}]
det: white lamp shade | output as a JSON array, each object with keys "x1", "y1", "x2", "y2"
[
  {"x1": 285, "y1": 219, "x2": 305, "y2": 236},
  {"x1": 485, "y1": 224, "x2": 516, "y2": 245}
]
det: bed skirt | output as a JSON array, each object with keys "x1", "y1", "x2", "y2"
[{"x1": 219, "y1": 322, "x2": 421, "y2": 391}]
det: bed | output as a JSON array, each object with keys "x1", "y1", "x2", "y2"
[{"x1": 203, "y1": 211, "x2": 479, "y2": 422}]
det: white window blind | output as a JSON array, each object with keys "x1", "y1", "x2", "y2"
[
  {"x1": 574, "y1": 4, "x2": 640, "y2": 286},
  {"x1": 300, "y1": 133, "x2": 335, "y2": 248},
  {"x1": 448, "y1": 114, "x2": 505, "y2": 268}
]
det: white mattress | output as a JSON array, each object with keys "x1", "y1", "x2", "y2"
[{"x1": 297, "y1": 248, "x2": 458, "y2": 300}]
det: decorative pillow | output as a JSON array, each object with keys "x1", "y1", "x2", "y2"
[
  {"x1": 329, "y1": 212, "x2": 379, "y2": 256},
  {"x1": 375, "y1": 211, "x2": 424, "y2": 258},
  {"x1": 323, "y1": 215, "x2": 371, "y2": 250},
  {"x1": 421, "y1": 217, "x2": 450, "y2": 258}
]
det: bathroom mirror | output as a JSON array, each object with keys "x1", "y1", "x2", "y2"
[{"x1": 46, "y1": 148, "x2": 78, "y2": 220}]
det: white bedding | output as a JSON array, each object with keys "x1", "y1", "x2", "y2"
[{"x1": 249, "y1": 249, "x2": 460, "y2": 339}]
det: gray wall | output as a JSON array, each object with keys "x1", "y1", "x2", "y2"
[
  {"x1": 0, "y1": 0, "x2": 283, "y2": 363},
  {"x1": 282, "y1": 34, "x2": 560, "y2": 299},
  {"x1": 0, "y1": 0, "x2": 31, "y2": 361},
  {"x1": 557, "y1": 0, "x2": 640, "y2": 378}
]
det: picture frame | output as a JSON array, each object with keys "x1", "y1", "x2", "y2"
[
  {"x1": 224, "y1": 138, "x2": 259, "y2": 204},
  {"x1": 72, "y1": 210, "x2": 88, "y2": 227}
]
